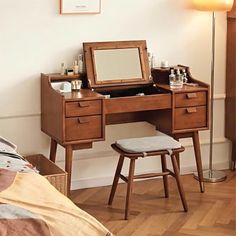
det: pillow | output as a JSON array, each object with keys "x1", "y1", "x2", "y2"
[
  {"x1": 0, "y1": 136, "x2": 38, "y2": 173},
  {"x1": 0, "y1": 136, "x2": 17, "y2": 153}
]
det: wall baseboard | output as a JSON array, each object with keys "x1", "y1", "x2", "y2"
[{"x1": 71, "y1": 161, "x2": 230, "y2": 190}]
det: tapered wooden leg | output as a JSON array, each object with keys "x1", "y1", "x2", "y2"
[
  {"x1": 192, "y1": 131, "x2": 205, "y2": 193},
  {"x1": 171, "y1": 154, "x2": 188, "y2": 212},
  {"x1": 65, "y1": 145, "x2": 73, "y2": 196},
  {"x1": 108, "y1": 155, "x2": 125, "y2": 205},
  {"x1": 49, "y1": 138, "x2": 57, "y2": 163},
  {"x1": 161, "y1": 154, "x2": 169, "y2": 198},
  {"x1": 231, "y1": 142, "x2": 236, "y2": 171},
  {"x1": 125, "y1": 159, "x2": 135, "y2": 220},
  {"x1": 174, "y1": 137, "x2": 180, "y2": 169}
]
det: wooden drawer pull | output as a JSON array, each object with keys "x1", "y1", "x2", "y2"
[
  {"x1": 186, "y1": 107, "x2": 197, "y2": 113},
  {"x1": 186, "y1": 93, "x2": 197, "y2": 99},
  {"x1": 78, "y1": 102, "x2": 89, "y2": 108},
  {"x1": 78, "y1": 117, "x2": 89, "y2": 124}
]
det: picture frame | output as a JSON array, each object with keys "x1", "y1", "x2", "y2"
[{"x1": 60, "y1": 0, "x2": 101, "y2": 14}]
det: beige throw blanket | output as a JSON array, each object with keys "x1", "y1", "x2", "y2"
[{"x1": 0, "y1": 169, "x2": 112, "y2": 236}]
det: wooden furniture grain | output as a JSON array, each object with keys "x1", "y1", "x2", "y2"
[
  {"x1": 71, "y1": 171, "x2": 236, "y2": 235},
  {"x1": 108, "y1": 140, "x2": 187, "y2": 220},
  {"x1": 226, "y1": 3, "x2": 236, "y2": 171},
  {"x1": 41, "y1": 40, "x2": 209, "y2": 193}
]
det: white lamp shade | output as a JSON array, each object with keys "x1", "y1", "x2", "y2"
[{"x1": 191, "y1": 0, "x2": 234, "y2": 11}]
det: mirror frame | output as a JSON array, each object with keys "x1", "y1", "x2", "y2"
[{"x1": 83, "y1": 40, "x2": 150, "y2": 88}]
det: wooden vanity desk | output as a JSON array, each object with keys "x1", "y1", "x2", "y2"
[{"x1": 41, "y1": 40, "x2": 209, "y2": 194}]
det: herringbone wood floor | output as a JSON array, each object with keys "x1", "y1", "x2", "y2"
[{"x1": 70, "y1": 171, "x2": 236, "y2": 236}]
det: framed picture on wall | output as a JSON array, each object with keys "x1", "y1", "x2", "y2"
[{"x1": 60, "y1": 0, "x2": 101, "y2": 14}]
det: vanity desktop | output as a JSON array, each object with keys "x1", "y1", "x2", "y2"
[{"x1": 41, "y1": 40, "x2": 209, "y2": 194}]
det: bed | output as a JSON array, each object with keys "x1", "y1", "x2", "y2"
[{"x1": 0, "y1": 136, "x2": 112, "y2": 236}]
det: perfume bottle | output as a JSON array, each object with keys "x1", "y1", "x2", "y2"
[
  {"x1": 169, "y1": 68, "x2": 176, "y2": 89},
  {"x1": 182, "y1": 68, "x2": 188, "y2": 84},
  {"x1": 78, "y1": 54, "x2": 84, "y2": 73},
  {"x1": 174, "y1": 68, "x2": 183, "y2": 89}
]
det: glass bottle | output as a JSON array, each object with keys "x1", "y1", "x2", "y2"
[
  {"x1": 175, "y1": 68, "x2": 183, "y2": 89},
  {"x1": 60, "y1": 63, "x2": 66, "y2": 75},
  {"x1": 78, "y1": 54, "x2": 84, "y2": 73},
  {"x1": 182, "y1": 68, "x2": 188, "y2": 84},
  {"x1": 169, "y1": 68, "x2": 176, "y2": 89},
  {"x1": 73, "y1": 60, "x2": 79, "y2": 75}
]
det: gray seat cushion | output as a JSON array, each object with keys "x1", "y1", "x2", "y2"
[{"x1": 115, "y1": 135, "x2": 181, "y2": 153}]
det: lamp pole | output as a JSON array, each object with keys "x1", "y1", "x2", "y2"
[{"x1": 194, "y1": 11, "x2": 227, "y2": 182}]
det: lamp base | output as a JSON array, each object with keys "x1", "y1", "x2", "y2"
[{"x1": 193, "y1": 169, "x2": 227, "y2": 183}]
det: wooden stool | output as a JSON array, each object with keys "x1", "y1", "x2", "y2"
[{"x1": 108, "y1": 135, "x2": 188, "y2": 220}]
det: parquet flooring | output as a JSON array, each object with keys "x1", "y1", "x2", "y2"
[{"x1": 70, "y1": 170, "x2": 236, "y2": 236}]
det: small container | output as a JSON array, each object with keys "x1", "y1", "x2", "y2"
[
  {"x1": 148, "y1": 53, "x2": 156, "y2": 69},
  {"x1": 78, "y1": 54, "x2": 84, "y2": 73},
  {"x1": 182, "y1": 68, "x2": 188, "y2": 84},
  {"x1": 169, "y1": 68, "x2": 176, "y2": 88},
  {"x1": 60, "y1": 82, "x2": 71, "y2": 92},
  {"x1": 161, "y1": 60, "x2": 169, "y2": 68},
  {"x1": 66, "y1": 69, "x2": 74, "y2": 76},
  {"x1": 175, "y1": 68, "x2": 183, "y2": 89},
  {"x1": 169, "y1": 68, "x2": 183, "y2": 89},
  {"x1": 60, "y1": 63, "x2": 66, "y2": 75},
  {"x1": 71, "y1": 80, "x2": 82, "y2": 91},
  {"x1": 73, "y1": 60, "x2": 79, "y2": 75}
]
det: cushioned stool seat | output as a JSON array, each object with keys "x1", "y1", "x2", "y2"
[
  {"x1": 115, "y1": 135, "x2": 182, "y2": 153},
  {"x1": 108, "y1": 134, "x2": 188, "y2": 220}
]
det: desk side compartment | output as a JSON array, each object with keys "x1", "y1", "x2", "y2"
[
  {"x1": 152, "y1": 66, "x2": 210, "y2": 134},
  {"x1": 41, "y1": 74, "x2": 65, "y2": 142}
]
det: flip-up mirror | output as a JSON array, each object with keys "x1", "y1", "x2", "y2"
[{"x1": 83, "y1": 40, "x2": 150, "y2": 88}]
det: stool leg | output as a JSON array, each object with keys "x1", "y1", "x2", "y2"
[
  {"x1": 171, "y1": 154, "x2": 188, "y2": 212},
  {"x1": 125, "y1": 158, "x2": 135, "y2": 220},
  {"x1": 108, "y1": 155, "x2": 124, "y2": 205},
  {"x1": 175, "y1": 138, "x2": 180, "y2": 169},
  {"x1": 161, "y1": 154, "x2": 169, "y2": 198}
]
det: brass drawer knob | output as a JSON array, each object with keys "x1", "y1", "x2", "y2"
[
  {"x1": 78, "y1": 117, "x2": 89, "y2": 124},
  {"x1": 186, "y1": 93, "x2": 197, "y2": 99},
  {"x1": 78, "y1": 102, "x2": 90, "y2": 108},
  {"x1": 186, "y1": 107, "x2": 197, "y2": 113}
]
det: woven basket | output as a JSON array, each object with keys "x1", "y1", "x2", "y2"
[{"x1": 25, "y1": 154, "x2": 67, "y2": 196}]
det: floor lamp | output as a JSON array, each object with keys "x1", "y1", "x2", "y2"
[{"x1": 191, "y1": 0, "x2": 234, "y2": 182}]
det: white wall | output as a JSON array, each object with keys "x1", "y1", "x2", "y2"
[{"x1": 0, "y1": 0, "x2": 230, "y2": 189}]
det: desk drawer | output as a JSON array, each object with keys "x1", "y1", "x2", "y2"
[
  {"x1": 174, "y1": 106, "x2": 207, "y2": 130},
  {"x1": 65, "y1": 100, "x2": 102, "y2": 117},
  {"x1": 65, "y1": 115, "x2": 102, "y2": 141},
  {"x1": 175, "y1": 92, "x2": 207, "y2": 108},
  {"x1": 104, "y1": 94, "x2": 171, "y2": 114}
]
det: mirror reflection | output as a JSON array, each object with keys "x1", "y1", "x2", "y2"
[{"x1": 93, "y1": 48, "x2": 143, "y2": 82}]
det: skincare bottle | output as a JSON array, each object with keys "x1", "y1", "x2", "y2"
[
  {"x1": 73, "y1": 60, "x2": 79, "y2": 75},
  {"x1": 61, "y1": 63, "x2": 66, "y2": 75},
  {"x1": 151, "y1": 54, "x2": 156, "y2": 68},
  {"x1": 175, "y1": 68, "x2": 183, "y2": 89},
  {"x1": 78, "y1": 54, "x2": 84, "y2": 73},
  {"x1": 148, "y1": 53, "x2": 155, "y2": 69},
  {"x1": 148, "y1": 52, "x2": 152, "y2": 69},
  {"x1": 182, "y1": 68, "x2": 188, "y2": 84},
  {"x1": 169, "y1": 68, "x2": 176, "y2": 89}
]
